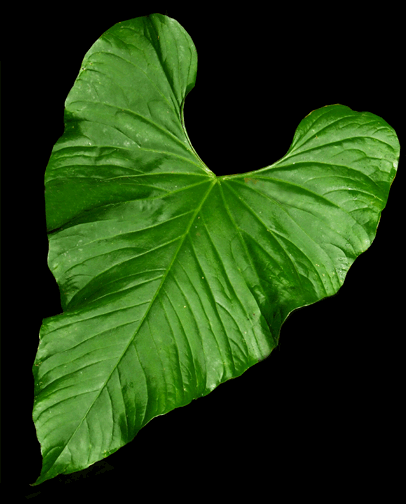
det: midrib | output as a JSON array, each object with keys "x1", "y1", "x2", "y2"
[{"x1": 45, "y1": 177, "x2": 217, "y2": 478}]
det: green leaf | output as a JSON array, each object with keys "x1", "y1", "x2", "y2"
[{"x1": 32, "y1": 13, "x2": 400, "y2": 485}]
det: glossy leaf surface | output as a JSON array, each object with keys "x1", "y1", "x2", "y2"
[{"x1": 33, "y1": 13, "x2": 400, "y2": 485}]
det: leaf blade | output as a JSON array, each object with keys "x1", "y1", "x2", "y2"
[{"x1": 33, "y1": 15, "x2": 400, "y2": 485}]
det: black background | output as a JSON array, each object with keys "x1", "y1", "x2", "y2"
[{"x1": 4, "y1": 4, "x2": 402, "y2": 499}]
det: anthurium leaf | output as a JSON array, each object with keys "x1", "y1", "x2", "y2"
[{"x1": 32, "y1": 13, "x2": 400, "y2": 485}]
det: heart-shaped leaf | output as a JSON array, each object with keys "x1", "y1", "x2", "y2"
[{"x1": 32, "y1": 13, "x2": 400, "y2": 485}]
